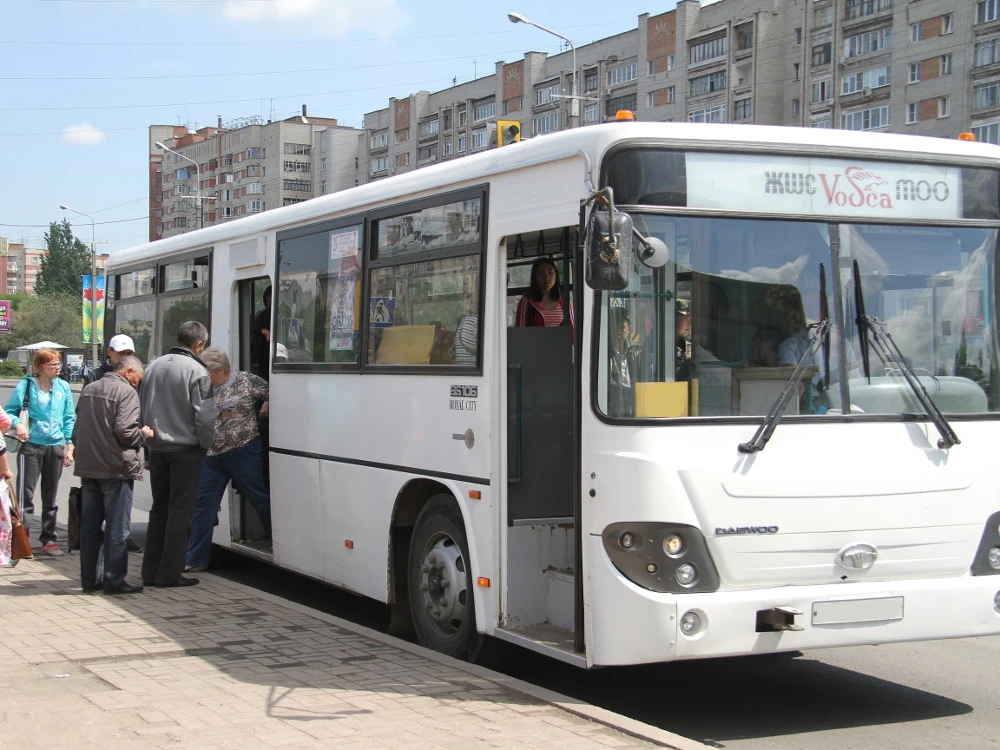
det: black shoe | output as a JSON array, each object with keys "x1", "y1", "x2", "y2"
[
  {"x1": 155, "y1": 576, "x2": 199, "y2": 588},
  {"x1": 126, "y1": 538, "x2": 144, "y2": 553},
  {"x1": 82, "y1": 582, "x2": 103, "y2": 593},
  {"x1": 105, "y1": 582, "x2": 144, "y2": 595}
]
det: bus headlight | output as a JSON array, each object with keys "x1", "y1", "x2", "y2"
[
  {"x1": 602, "y1": 522, "x2": 720, "y2": 594},
  {"x1": 971, "y1": 511, "x2": 1000, "y2": 576},
  {"x1": 679, "y1": 610, "x2": 703, "y2": 635}
]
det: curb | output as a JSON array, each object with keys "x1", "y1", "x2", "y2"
[{"x1": 203, "y1": 571, "x2": 712, "y2": 750}]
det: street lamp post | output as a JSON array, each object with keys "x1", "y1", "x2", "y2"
[
  {"x1": 508, "y1": 11, "x2": 578, "y2": 127},
  {"x1": 155, "y1": 141, "x2": 203, "y2": 229},
  {"x1": 58, "y1": 204, "x2": 100, "y2": 369}
]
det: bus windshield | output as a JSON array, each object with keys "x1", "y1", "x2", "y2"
[{"x1": 596, "y1": 215, "x2": 999, "y2": 419}]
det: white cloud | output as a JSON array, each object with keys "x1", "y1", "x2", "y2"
[{"x1": 63, "y1": 123, "x2": 106, "y2": 145}]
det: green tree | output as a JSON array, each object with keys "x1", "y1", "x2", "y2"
[
  {"x1": 35, "y1": 219, "x2": 91, "y2": 298},
  {"x1": 1, "y1": 293, "x2": 81, "y2": 351}
]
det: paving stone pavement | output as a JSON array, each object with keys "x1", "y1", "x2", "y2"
[{"x1": 0, "y1": 549, "x2": 703, "y2": 749}]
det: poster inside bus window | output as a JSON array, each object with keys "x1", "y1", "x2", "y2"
[
  {"x1": 376, "y1": 198, "x2": 481, "y2": 258},
  {"x1": 327, "y1": 226, "x2": 362, "y2": 354}
]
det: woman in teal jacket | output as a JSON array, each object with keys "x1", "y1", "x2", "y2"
[{"x1": 5, "y1": 348, "x2": 75, "y2": 555}]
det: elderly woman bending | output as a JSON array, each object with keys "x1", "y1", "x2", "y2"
[{"x1": 185, "y1": 347, "x2": 271, "y2": 571}]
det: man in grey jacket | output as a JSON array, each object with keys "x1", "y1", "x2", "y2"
[
  {"x1": 140, "y1": 321, "x2": 216, "y2": 588},
  {"x1": 74, "y1": 355, "x2": 152, "y2": 595}
]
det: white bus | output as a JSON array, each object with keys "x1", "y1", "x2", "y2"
[{"x1": 108, "y1": 122, "x2": 1000, "y2": 667}]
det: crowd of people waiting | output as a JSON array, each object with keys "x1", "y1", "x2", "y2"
[{"x1": 0, "y1": 320, "x2": 272, "y2": 595}]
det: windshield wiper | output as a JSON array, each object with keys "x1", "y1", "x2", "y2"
[
  {"x1": 738, "y1": 316, "x2": 831, "y2": 454},
  {"x1": 852, "y1": 262, "x2": 960, "y2": 450}
]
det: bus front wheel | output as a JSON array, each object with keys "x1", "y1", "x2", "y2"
[{"x1": 408, "y1": 495, "x2": 482, "y2": 661}]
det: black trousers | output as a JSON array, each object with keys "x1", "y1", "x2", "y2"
[
  {"x1": 17, "y1": 442, "x2": 66, "y2": 544},
  {"x1": 141, "y1": 446, "x2": 206, "y2": 585}
]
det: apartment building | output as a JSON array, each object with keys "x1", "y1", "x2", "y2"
[
  {"x1": 0, "y1": 238, "x2": 109, "y2": 297},
  {"x1": 360, "y1": 0, "x2": 999, "y2": 182},
  {"x1": 150, "y1": 108, "x2": 362, "y2": 242}
]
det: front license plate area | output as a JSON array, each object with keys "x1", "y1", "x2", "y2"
[{"x1": 812, "y1": 596, "x2": 904, "y2": 625}]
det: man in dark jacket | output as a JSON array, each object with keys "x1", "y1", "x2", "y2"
[
  {"x1": 88, "y1": 333, "x2": 144, "y2": 552},
  {"x1": 74, "y1": 355, "x2": 152, "y2": 595},
  {"x1": 140, "y1": 321, "x2": 216, "y2": 588}
]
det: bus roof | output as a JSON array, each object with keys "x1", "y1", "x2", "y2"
[{"x1": 110, "y1": 121, "x2": 1000, "y2": 270}]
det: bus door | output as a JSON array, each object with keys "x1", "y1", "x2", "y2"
[
  {"x1": 500, "y1": 227, "x2": 581, "y2": 658},
  {"x1": 230, "y1": 276, "x2": 272, "y2": 552}
]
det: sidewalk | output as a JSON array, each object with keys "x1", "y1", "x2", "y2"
[{"x1": 0, "y1": 546, "x2": 704, "y2": 750}]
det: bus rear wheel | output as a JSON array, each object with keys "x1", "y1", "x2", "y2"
[{"x1": 408, "y1": 495, "x2": 482, "y2": 661}]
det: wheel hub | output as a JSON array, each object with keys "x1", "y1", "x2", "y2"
[{"x1": 417, "y1": 534, "x2": 467, "y2": 636}]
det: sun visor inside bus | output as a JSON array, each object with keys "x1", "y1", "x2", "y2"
[{"x1": 604, "y1": 149, "x2": 688, "y2": 207}]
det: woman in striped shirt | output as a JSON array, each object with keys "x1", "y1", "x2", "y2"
[{"x1": 514, "y1": 257, "x2": 574, "y2": 334}]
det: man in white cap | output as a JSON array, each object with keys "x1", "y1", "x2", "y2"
[
  {"x1": 86, "y1": 333, "x2": 144, "y2": 553},
  {"x1": 89, "y1": 334, "x2": 137, "y2": 384}
]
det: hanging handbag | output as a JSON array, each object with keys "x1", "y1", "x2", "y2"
[
  {"x1": 7, "y1": 478, "x2": 32, "y2": 561},
  {"x1": 4, "y1": 378, "x2": 31, "y2": 454}
]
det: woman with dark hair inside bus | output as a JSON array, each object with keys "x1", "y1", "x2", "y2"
[{"x1": 514, "y1": 257, "x2": 575, "y2": 334}]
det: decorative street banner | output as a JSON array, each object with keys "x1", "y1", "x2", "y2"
[
  {"x1": 82, "y1": 275, "x2": 106, "y2": 346},
  {"x1": 0, "y1": 300, "x2": 10, "y2": 334}
]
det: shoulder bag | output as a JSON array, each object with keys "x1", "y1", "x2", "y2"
[
  {"x1": 4, "y1": 378, "x2": 30, "y2": 454},
  {"x1": 7, "y1": 478, "x2": 32, "y2": 561}
]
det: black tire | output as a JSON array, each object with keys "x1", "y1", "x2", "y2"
[{"x1": 408, "y1": 494, "x2": 483, "y2": 661}]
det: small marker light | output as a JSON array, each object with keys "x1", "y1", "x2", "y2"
[
  {"x1": 469, "y1": 490, "x2": 481, "y2": 500},
  {"x1": 477, "y1": 577, "x2": 491, "y2": 587},
  {"x1": 676, "y1": 562, "x2": 699, "y2": 587},
  {"x1": 615, "y1": 109, "x2": 635, "y2": 121},
  {"x1": 646, "y1": 562, "x2": 658, "y2": 574},
  {"x1": 663, "y1": 533, "x2": 684, "y2": 557},
  {"x1": 344, "y1": 540, "x2": 354, "y2": 549},
  {"x1": 619, "y1": 532, "x2": 636, "y2": 550},
  {"x1": 988, "y1": 546, "x2": 1000, "y2": 570},
  {"x1": 957, "y1": 132, "x2": 977, "y2": 141},
  {"x1": 680, "y1": 611, "x2": 702, "y2": 635}
]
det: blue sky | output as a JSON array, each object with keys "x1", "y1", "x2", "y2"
[{"x1": 1, "y1": 0, "x2": 684, "y2": 256}]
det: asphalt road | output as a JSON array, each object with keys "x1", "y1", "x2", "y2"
[{"x1": 4, "y1": 378, "x2": 998, "y2": 748}]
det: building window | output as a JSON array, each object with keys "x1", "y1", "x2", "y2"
[
  {"x1": 974, "y1": 81, "x2": 1000, "y2": 109},
  {"x1": 395, "y1": 128, "x2": 409, "y2": 144},
  {"x1": 247, "y1": 183, "x2": 262, "y2": 194},
  {"x1": 584, "y1": 103, "x2": 600, "y2": 123},
  {"x1": 283, "y1": 179, "x2": 312, "y2": 192},
  {"x1": 666, "y1": 86, "x2": 676, "y2": 103},
  {"x1": 667, "y1": 54, "x2": 676, "y2": 71},
  {"x1": 688, "y1": 105, "x2": 725, "y2": 123},
  {"x1": 395, "y1": 153, "x2": 409, "y2": 168},
  {"x1": 689, "y1": 71, "x2": 726, "y2": 96},
  {"x1": 607, "y1": 62, "x2": 638, "y2": 86},
  {"x1": 792, "y1": 98, "x2": 801, "y2": 117},
  {"x1": 647, "y1": 60, "x2": 655, "y2": 76},
  {"x1": 794, "y1": 63, "x2": 800, "y2": 81},
  {"x1": 812, "y1": 42, "x2": 832, "y2": 67},
  {"x1": 941, "y1": 54, "x2": 953, "y2": 75},
  {"x1": 939, "y1": 96, "x2": 950, "y2": 117},
  {"x1": 418, "y1": 144, "x2": 438, "y2": 161},
  {"x1": 443, "y1": 139, "x2": 453, "y2": 156},
  {"x1": 842, "y1": 105, "x2": 891, "y2": 130},
  {"x1": 811, "y1": 78, "x2": 833, "y2": 103},
  {"x1": 941, "y1": 13, "x2": 953, "y2": 34},
  {"x1": 842, "y1": 65, "x2": 892, "y2": 93},
  {"x1": 443, "y1": 109, "x2": 453, "y2": 130},
  {"x1": 910, "y1": 23, "x2": 922, "y2": 43},
  {"x1": 471, "y1": 129, "x2": 488, "y2": 150},
  {"x1": 909, "y1": 63, "x2": 920, "y2": 83},
  {"x1": 906, "y1": 102, "x2": 919, "y2": 124},
  {"x1": 457, "y1": 135, "x2": 467, "y2": 153},
  {"x1": 284, "y1": 143, "x2": 311, "y2": 155},
  {"x1": 418, "y1": 118, "x2": 440, "y2": 137},
  {"x1": 814, "y1": 5, "x2": 833, "y2": 27},
  {"x1": 248, "y1": 200, "x2": 263, "y2": 213},
  {"x1": 845, "y1": 0, "x2": 892, "y2": 21},
  {"x1": 536, "y1": 83, "x2": 561, "y2": 106},
  {"x1": 371, "y1": 132, "x2": 389, "y2": 149},
  {"x1": 689, "y1": 36, "x2": 726, "y2": 65},
  {"x1": 971, "y1": 121, "x2": 1000, "y2": 144},
  {"x1": 371, "y1": 156, "x2": 389, "y2": 174},
  {"x1": 320, "y1": 180, "x2": 327, "y2": 195},
  {"x1": 811, "y1": 116, "x2": 832, "y2": 128},
  {"x1": 246, "y1": 147, "x2": 262, "y2": 159},
  {"x1": 222, "y1": 154, "x2": 233, "y2": 167},
  {"x1": 844, "y1": 27, "x2": 892, "y2": 58},
  {"x1": 979, "y1": 0, "x2": 1000, "y2": 24},
  {"x1": 584, "y1": 69, "x2": 599, "y2": 91},
  {"x1": 646, "y1": 91, "x2": 655, "y2": 108},
  {"x1": 533, "y1": 112, "x2": 560, "y2": 135},
  {"x1": 458, "y1": 107, "x2": 467, "y2": 127},
  {"x1": 734, "y1": 97, "x2": 752, "y2": 120},
  {"x1": 503, "y1": 97, "x2": 523, "y2": 114},
  {"x1": 606, "y1": 93, "x2": 637, "y2": 117},
  {"x1": 975, "y1": 39, "x2": 1000, "y2": 67},
  {"x1": 284, "y1": 161, "x2": 310, "y2": 173},
  {"x1": 321, "y1": 157, "x2": 327, "y2": 172},
  {"x1": 473, "y1": 101, "x2": 496, "y2": 121},
  {"x1": 735, "y1": 23, "x2": 754, "y2": 51},
  {"x1": 795, "y1": 27, "x2": 802, "y2": 45}
]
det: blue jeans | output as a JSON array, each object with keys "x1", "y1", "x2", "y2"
[
  {"x1": 187, "y1": 437, "x2": 271, "y2": 569},
  {"x1": 79, "y1": 478, "x2": 134, "y2": 590}
]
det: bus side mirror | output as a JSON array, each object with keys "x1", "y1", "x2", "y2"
[
  {"x1": 635, "y1": 235, "x2": 669, "y2": 268},
  {"x1": 584, "y1": 208, "x2": 634, "y2": 290}
]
